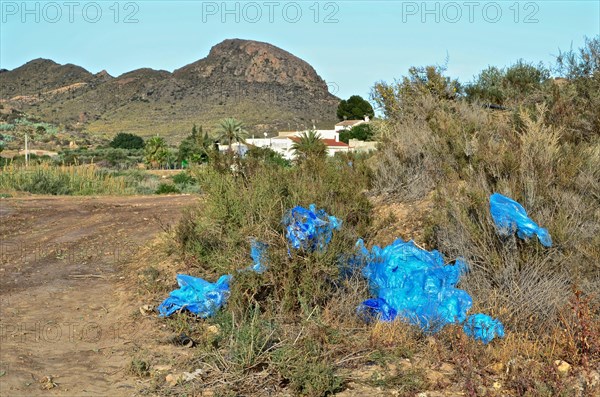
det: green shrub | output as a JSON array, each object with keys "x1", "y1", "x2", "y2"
[
  {"x1": 155, "y1": 182, "x2": 181, "y2": 194},
  {"x1": 170, "y1": 156, "x2": 371, "y2": 394},
  {"x1": 172, "y1": 171, "x2": 196, "y2": 186},
  {"x1": 0, "y1": 164, "x2": 130, "y2": 195},
  {"x1": 109, "y1": 132, "x2": 145, "y2": 149}
]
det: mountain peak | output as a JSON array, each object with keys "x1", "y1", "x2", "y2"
[
  {"x1": 0, "y1": 39, "x2": 339, "y2": 138},
  {"x1": 175, "y1": 39, "x2": 328, "y2": 89}
]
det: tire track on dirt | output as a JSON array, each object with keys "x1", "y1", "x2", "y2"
[{"x1": 0, "y1": 195, "x2": 195, "y2": 396}]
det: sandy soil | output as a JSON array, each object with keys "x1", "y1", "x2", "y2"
[{"x1": 0, "y1": 194, "x2": 196, "y2": 396}]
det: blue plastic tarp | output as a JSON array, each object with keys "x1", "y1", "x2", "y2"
[
  {"x1": 158, "y1": 274, "x2": 231, "y2": 317},
  {"x1": 357, "y1": 238, "x2": 473, "y2": 333},
  {"x1": 490, "y1": 193, "x2": 552, "y2": 247},
  {"x1": 249, "y1": 239, "x2": 269, "y2": 273},
  {"x1": 463, "y1": 313, "x2": 505, "y2": 344},
  {"x1": 283, "y1": 204, "x2": 342, "y2": 251}
]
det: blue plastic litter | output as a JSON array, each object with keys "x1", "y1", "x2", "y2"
[
  {"x1": 357, "y1": 238, "x2": 473, "y2": 333},
  {"x1": 158, "y1": 274, "x2": 231, "y2": 317},
  {"x1": 490, "y1": 193, "x2": 552, "y2": 247},
  {"x1": 249, "y1": 239, "x2": 269, "y2": 273},
  {"x1": 283, "y1": 204, "x2": 342, "y2": 251},
  {"x1": 463, "y1": 313, "x2": 505, "y2": 344}
]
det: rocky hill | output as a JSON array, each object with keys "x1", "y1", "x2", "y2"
[{"x1": 0, "y1": 39, "x2": 340, "y2": 142}]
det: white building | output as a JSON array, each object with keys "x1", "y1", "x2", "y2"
[
  {"x1": 334, "y1": 116, "x2": 370, "y2": 132},
  {"x1": 245, "y1": 129, "x2": 349, "y2": 160}
]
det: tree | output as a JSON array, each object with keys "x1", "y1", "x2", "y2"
[
  {"x1": 291, "y1": 130, "x2": 327, "y2": 162},
  {"x1": 110, "y1": 132, "x2": 144, "y2": 149},
  {"x1": 144, "y1": 136, "x2": 169, "y2": 168},
  {"x1": 214, "y1": 118, "x2": 248, "y2": 153},
  {"x1": 370, "y1": 65, "x2": 461, "y2": 120},
  {"x1": 178, "y1": 125, "x2": 213, "y2": 164},
  {"x1": 464, "y1": 60, "x2": 549, "y2": 106},
  {"x1": 465, "y1": 66, "x2": 505, "y2": 105},
  {"x1": 337, "y1": 95, "x2": 375, "y2": 121},
  {"x1": 503, "y1": 60, "x2": 550, "y2": 102},
  {"x1": 339, "y1": 123, "x2": 374, "y2": 144}
]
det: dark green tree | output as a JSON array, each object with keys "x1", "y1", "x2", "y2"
[
  {"x1": 336, "y1": 95, "x2": 375, "y2": 121},
  {"x1": 109, "y1": 132, "x2": 145, "y2": 149},
  {"x1": 178, "y1": 125, "x2": 213, "y2": 164},
  {"x1": 339, "y1": 123, "x2": 374, "y2": 144}
]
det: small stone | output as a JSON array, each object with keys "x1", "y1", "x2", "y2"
[
  {"x1": 489, "y1": 362, "x2": 504, "y2": 374},
  {"x1": 165, "y1": 373, "x2": 181, "y2": 386},
  {"x1": 154, "y1": 364, "x2": 172, "y2": 372},
  {"x1": 206, "y1": 325, "x2": 220, "y2": 335},
  {"x1": 182, "y1": 368, "x2": 203, "y2": 382},
  {"x1": 139, "y1": 304, "x2": 154, "y2": 315},
  {"x1": 39, "y1": 375, "x2": 57, "y2": 390},
  {"x1": 493, "y1": 381, "x2": 502, "y2": 390},
  {"x1": 554, "y1": 360, "x2": 571, "y2": 376},
  {"x1": 416, "y1": 393, "x2": 428, "y2": 397}
]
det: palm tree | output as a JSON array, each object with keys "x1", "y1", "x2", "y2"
[
  {"x1": 215, "y1": 118, "x2": 248, "y2": 153},
  {"x1": 144, "y1": 136, "x2": 168, "y2": 168},
  {"x1": 291, "y1": 130, "x2": 327, "y2": 162}
]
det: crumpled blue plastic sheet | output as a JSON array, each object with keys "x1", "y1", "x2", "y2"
[
  {"x1": 158, "y1": 274, "x2": 232, "y2": 317},
  {"x1": 490, "y1": 193, "x2": 552, "y2": 247},
  {"x1": 356, "y1": 238, "x2": 473, "y2": 333},
  {"x1": 463, "y1": 313, "x2": 505, "y2": 344},
  {"x1": 249, "y1": 239, "x2": 269, "y2": 273},
  {"x1": 283, "y1": 204, "x2": 342, "y2": 251}
]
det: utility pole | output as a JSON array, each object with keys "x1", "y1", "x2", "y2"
[{"x1": 25, "y1": 133, "x2": 29, "y2": 167}]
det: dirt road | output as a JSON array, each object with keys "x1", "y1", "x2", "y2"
[{"x1": 0, "y1": 195, "x2": 196, "y2": 396}]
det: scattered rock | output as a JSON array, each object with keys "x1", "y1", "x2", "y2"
[
  {"x1": 489, "y1": 362, "x2": 504, "y2": 375},
  {"x1": 165, "y1": 373, "x2": 181, "y2": 386},
  {"x1": 181, "y1": 368, "x2": 203, "y2": 382},
  {"x1": 153, "y1": 364, "x2": 172, "y2": 372},
  {"x1": 492, "y1": 381, "x2": 502, "y2": 390},
  {"x1": 206, "y1": 324, "x2": 220, "y2": 336},
  {"x1": 554, "y1": 360, "x2": 571, "y2": 376},
  {"x1": 139, "y1": 304, "x2": 154, "y2": 316},
  {"x1": 165, "y1": 369, "x2": 203, "y2": 386},
  {"x1": 39, "y1": 375, "x2": 57, "y2": 390}
]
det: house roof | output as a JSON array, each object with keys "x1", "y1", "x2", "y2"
[
  {"x1": 335, "y1": 120, "x2": 364, "y2": 127},
  {"x1": 289, "y1": 137, "x2": 349, "y2": 147}
]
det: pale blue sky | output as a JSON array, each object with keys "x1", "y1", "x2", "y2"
[{"x1": 1, "y1": 1, "x2": 599, "y2": 100}]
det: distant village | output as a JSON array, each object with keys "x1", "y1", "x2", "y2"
[{"x1": 218, "y1": 116, "x2": 377, "y2": 160}]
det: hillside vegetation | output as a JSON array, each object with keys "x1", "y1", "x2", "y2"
[{"x1": 0, "y1": 39, "x2": 339, "y2": 141}]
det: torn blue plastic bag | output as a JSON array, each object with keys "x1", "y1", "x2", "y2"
[
  {"x1": 249, "y1": 239, "x2": 268, "y2": 273},
  {"x1": 490, "y1": 193, "x2": 552, "y2": 247},
  {"x1": 463, "y1": 313, "x2": 505, "y2": 344},
  {"x1": 158, "y1": 274, "x2": 231, "y2": 317},
  {"x1": 283, "y1": 204, "x2": 342, "y2": 251},
  {"x1": 357, "y1": 238, "x2": 473, "y2": 333}
]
